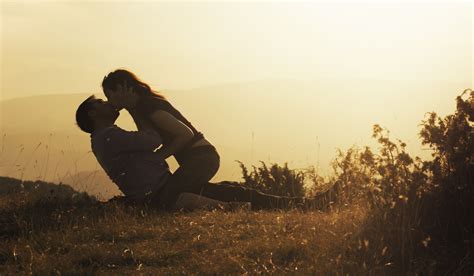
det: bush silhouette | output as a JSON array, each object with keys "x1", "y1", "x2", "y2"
[{"x1": 237, "y1": 161, "x2": 306, "y2": 198}]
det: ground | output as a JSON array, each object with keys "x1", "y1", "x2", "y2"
[{"x1": 0, "y1": 177, "x2": 381, "y2": 275}]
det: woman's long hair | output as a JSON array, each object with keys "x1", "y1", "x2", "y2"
[{"x1": 102, "y1": 69, "x2": 165, "y2": 100}]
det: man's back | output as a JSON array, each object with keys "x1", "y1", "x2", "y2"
[{"x1": 91, "y1": 125, "x2": 170, "y2": 201}]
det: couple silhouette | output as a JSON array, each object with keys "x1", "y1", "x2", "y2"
[{"x1": 76, "y1": 69, "x2": 306, "y2": 211}]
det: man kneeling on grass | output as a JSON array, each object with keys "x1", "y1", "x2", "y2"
[{"x1": 75, "y1": 95, "x2": 305, "y2": 211}]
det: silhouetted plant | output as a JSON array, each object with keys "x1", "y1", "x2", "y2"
[
  {"x1": 237, "y1": 161, "x2": 306, "y2": 197},
  {"x1": 418, "y1": 89, "x2": 473, "y2": 246},
  {"x1": 341, "y1": 89, "x2": 473, "y2": 273}
]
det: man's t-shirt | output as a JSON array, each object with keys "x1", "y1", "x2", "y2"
[{"x1": 91, "y1": 125, "x2": 170, "y2": 201}]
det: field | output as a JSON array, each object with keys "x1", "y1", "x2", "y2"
[
  {"x1": 0, "y1": 177, "x2": 372, "y2": 274},
  {"x1": 0, "y1": 91, "x2": 472, "y2": 275}
]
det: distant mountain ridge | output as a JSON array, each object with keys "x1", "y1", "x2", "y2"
[
  {"x1": 0, "y1": 79, "x2": 464, "y2": 199},
  {"x1": 1, "y1": 93, "x2": 112, "y2": 133},
  {"x1": 55, "y1": 170, "x2": 121, "y2": 201},
  {"x1": 0, "y1": 175, "x2": 94, "y2": 201}
]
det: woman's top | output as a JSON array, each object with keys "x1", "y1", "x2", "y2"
[{"x1": 135, "y1": 94, "x2": 205, "y2": 163}]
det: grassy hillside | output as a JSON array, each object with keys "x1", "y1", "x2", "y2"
[
  {"x1": 0, "y1": 90, "x2": 472, "y2": 274},
  {"x1": 0, "y1": 176, "x2": 379, "y2": 274}
]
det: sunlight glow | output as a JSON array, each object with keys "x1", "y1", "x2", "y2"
[{"x1": 1, "y1": 2, "x2": 471, "y2": 181}]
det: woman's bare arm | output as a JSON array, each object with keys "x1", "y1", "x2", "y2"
[{"x1": 147, "y1": 110, "x2": 194, "y2": 160}]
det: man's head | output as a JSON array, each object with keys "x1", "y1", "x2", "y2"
[{"x1": 76, "y1": 95, "x2": 120, "y2": 134}]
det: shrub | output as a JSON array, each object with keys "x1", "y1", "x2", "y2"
[{"x1": 237, "y1": 161, "x2": 306, "y2": 197}]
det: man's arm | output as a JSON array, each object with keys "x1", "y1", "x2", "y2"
[{"x1": 106, "y1": 128, "x2": 163, "y2": 155}]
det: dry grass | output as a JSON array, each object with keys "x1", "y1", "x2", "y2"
[
  {"x1": 1, "y1": 90, "x2": 471, "y2": 275},
  {"x1": 0, "y1": 178, "x2": 375, "y2": 275}
]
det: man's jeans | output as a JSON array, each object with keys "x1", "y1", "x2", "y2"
[{"x1": 155, "y1": 146, "x2": 303, "y2": 210}]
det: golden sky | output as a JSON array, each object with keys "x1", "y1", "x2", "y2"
[
  {"x1": 1, "y1": 1, "x2": 472, "y2": 179},
  {"x1": 2, "y1": 1, "x2": 471, "y2": 99}
]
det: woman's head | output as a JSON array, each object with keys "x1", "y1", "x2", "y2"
[{"x1": 102, "y1": 69, "x2": 164, "y2": 108}]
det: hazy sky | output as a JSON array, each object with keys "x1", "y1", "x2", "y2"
[
  {"x1": 1, "y1": 1, "x2": 471, "y2": 99},
  {"x1": 1, "y1": 1, "x2": 472, "y2": 180}
]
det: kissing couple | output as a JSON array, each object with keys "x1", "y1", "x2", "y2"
[{"x1": 76, "y1": 69, "x2": 308, "y2": 211}]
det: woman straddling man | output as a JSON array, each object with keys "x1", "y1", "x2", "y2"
[{"x1": 102, "y1": 69, "x2": 219, "y2": 209}]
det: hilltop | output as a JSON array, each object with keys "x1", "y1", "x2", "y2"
[
  {"x1": 0, "y1": 175, "x2": 371, "y2": 274},
  {"x1": 0, "y1": 88, "x2": 472, "y2": 274}
]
